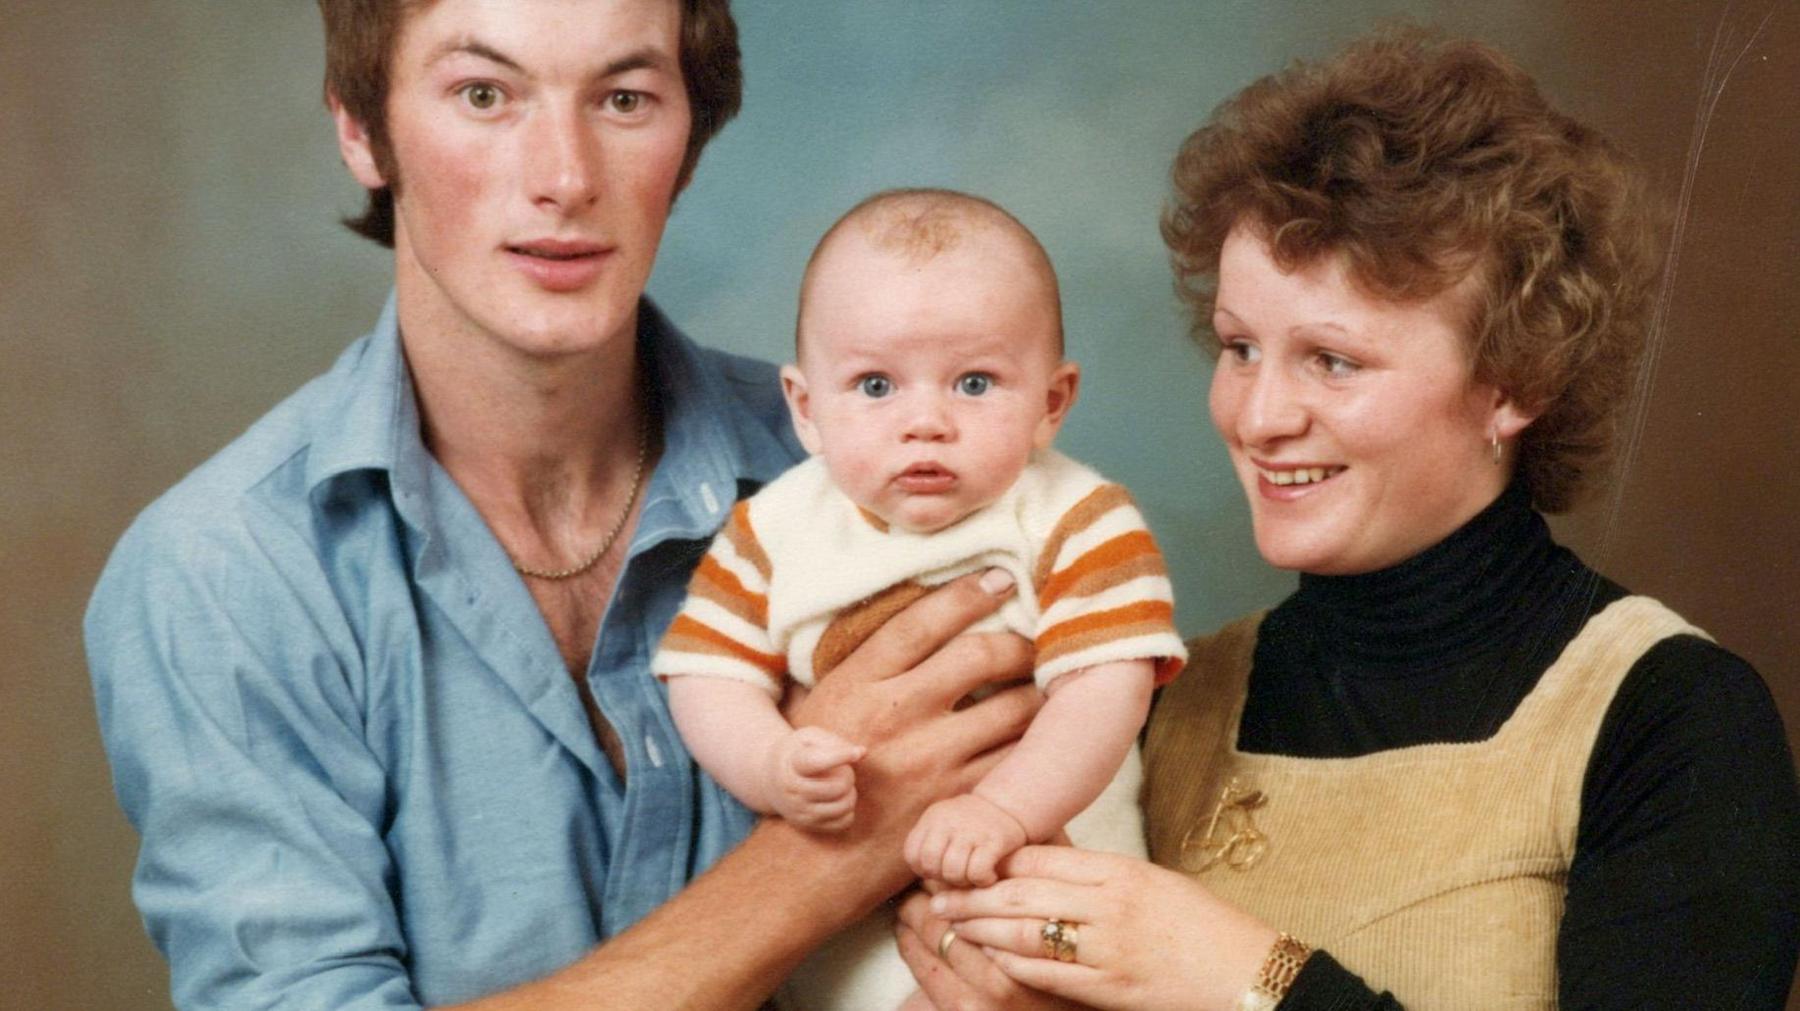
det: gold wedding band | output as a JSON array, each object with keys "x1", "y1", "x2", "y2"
[
  {"x1": 937, "y1": 928, "x2": 958, "y2": 960},
  {"x1": 1040, "y1": 918, "x2": 1079, "y2": 962}
]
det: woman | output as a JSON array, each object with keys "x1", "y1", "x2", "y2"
[{"x1": 896, "y1": 27, "x2": 1800, "y2": 1009}]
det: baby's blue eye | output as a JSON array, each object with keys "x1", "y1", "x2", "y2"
[
  {"x1": 858, "y1": 375, "x2": 894, "y2": 398},
  {"x1": 956, "y1": 373, "x2": 993, "y2": 396}
]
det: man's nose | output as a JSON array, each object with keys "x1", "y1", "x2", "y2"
[{"x1": 529, "y1": 105, "x2": 601, "y2": 212}]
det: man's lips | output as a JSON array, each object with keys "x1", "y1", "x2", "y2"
[
  {"x1": 505, "y1": 239, "x2": 613, "y2": 292},
  {"x1": 893, "y1": 464, "x2": 957, "y2": 493}
]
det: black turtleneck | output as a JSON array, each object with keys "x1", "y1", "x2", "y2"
[{"x1": 1217, "y1": 484, "x2": 1800, "y2": 1010}]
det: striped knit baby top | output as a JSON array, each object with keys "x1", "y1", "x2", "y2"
[{"x1": 652, "y1": 449, "x2": 1186, "y2": 693}]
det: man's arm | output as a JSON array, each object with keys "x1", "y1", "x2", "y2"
[
  {"x1": 88, "y1": 513, "x2": 419, "y2": 1010},
  {"x1": 446, "y1": 569, "x2": 1040, "y2": 1011}
]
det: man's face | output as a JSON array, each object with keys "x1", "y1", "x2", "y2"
[{"x1": 335, "y1": 0, "x2": 691, "y2": 361}]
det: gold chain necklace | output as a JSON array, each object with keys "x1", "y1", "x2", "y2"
[{"x1": 512, "y1": 415, "x2": 649, "y2": 581}]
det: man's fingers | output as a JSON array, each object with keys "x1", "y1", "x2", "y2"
[
  {"x1": 939, "y1": 682, "x2": 1039, "y2": 767},
  {"x1": 912, "y1": 630, "x2": 1035, "y2": 707},
  {"x1": 834, "y1": 570, "x2": 1016, "y2": 685},
  {"x1": 894, "y1": 907, "x2": 977, "y2": 1009}
]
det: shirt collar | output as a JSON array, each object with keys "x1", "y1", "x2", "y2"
[
  {"x1": 635, "y1": 299, "x2": 796, "y2": 544},
  {"x1": 303, "y1": 293, "x2": 794, "y2": 541}
]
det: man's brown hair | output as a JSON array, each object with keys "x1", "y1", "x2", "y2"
[{"x1": 317, "y1": 0, "x2": 742, "y2": 247}]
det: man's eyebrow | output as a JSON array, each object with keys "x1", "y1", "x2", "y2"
[
  {"x1": 428, "y1": 38, "x2": 524, "y2": 73},
  {"x1": 425, "y1": 40, "x2": 677, "y2": 81},
  {"x1": 596, "y1": 47, "x2": 678, "y2": 79}
]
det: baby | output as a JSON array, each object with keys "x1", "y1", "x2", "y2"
[{"x1": 653, "y1": 189, "x2": 1185, "y2": 1009}]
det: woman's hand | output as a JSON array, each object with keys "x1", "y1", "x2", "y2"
[
  {"x1": 927, "y1": 846, "x2": 1279, "y2": 1011},
  {"x1": 896, "y1": 886, "x2": 1088, "y2": 1010}
]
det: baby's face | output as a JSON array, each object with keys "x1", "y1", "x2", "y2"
[{"x1": 783, "y1": 232, "x2": 1077, "y2": 534}]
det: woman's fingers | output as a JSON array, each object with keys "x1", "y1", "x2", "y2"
[
  {"x1": 898, "y1": 889, "x2": 1081, "y2": 1010},
  {"x1": 983, "y1": 945, "x2": 1108, "y2": 1005},
  {"x1": 930, "y1": 875, "x2": 1097, "y2": 924},
  {"x1": 998, "y1": 844, "x2": 1125, "y2": 887}
]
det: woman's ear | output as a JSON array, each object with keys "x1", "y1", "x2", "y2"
[
  {"x1": 1488, "y1": 387, "x2": 1540, "y2": 441},
  {"x1": 1033, "y1": 362, "x2": 1082, "y2": 449},
  {"x1": 780, "y1": 365, "x2": 824, "y2": 454}
]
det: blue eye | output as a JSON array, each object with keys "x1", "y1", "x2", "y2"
[
  {"x1": 857, "y1": 375, "x2": 894, "y2": 398},
  {"x1": 956, "y1": 373, "x2": 993, "y2": 396}
]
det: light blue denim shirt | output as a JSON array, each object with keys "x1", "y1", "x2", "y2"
[{"x1": 86, "y1": 297, "x2": 803, "y2": 1008}]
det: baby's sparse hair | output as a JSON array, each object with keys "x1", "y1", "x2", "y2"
[{"x1": 797, "y1": 188, "x2": 1064, "y2": 354}]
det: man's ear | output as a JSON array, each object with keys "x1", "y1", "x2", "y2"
[
  {"x1": 780, "y1": 365, "x2": 823, "y2": 454},
  {"x1": 328, "y1": 92, "x2": 388, "y2": 191},
  {"x1": 1033, "y1": 361, "x2": 1081, "y2": 450}
]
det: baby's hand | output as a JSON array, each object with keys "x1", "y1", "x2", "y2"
[
  {"x1": 766, "y1": 726, "x2": 865, "y2": 831},
  {"x1": 904, "y1": 793, "x2": 1029, "y2": 887}
]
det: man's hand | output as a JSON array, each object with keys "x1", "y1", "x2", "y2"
[
  {"x1": 906, "y1": 793, "x2": 1029, "y2": 887},
  {"x1": 783, "y1": 568, "x2": 1040, "y2": 903},
  {"x1": 767, "y1": 726, "x2": 864, "y2": 831}
]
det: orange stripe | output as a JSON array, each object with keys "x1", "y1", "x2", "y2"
[
  {"x1": 664, "y1": 614, "x2": 786, "y2": 678},
  {"x1": 1039, "y1": 531, "x2": 1158, "y2": 609},
  {"x1": 1037, "y1": 600, "x2": 1175, "y2": 654},
  {"x1": 692, "y1": 554, "x2": 768, "y2": 626},
  {"x1": 724, "y1": 500, "x2": 772, "y2": 581},
  {"x1": 1032, "y1": 485, "x2": 1132, "y2": 591}
]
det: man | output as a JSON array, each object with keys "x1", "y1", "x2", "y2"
[{"x1": 86, "y1": 1, "x2": 1034, "y2": 1007}]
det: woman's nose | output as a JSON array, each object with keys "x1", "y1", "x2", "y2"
[{"x1": 1229, "y1": 366, "x2": 1308, "y2": 447}]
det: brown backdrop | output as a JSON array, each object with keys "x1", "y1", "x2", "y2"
[{"x1": 2, "y1": 1, "x2": 1794, "y2": 1006}]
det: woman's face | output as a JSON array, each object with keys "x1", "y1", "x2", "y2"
[{"x1": 1208, "y1": 225, "x2": 1533, "y2": 575}]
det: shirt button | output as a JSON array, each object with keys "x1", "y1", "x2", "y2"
[
  {"x1": 698, "y1": 481, "x2": 721, "y2": 516},
  {"x1": 644, "y1": 734, "x2": 665, "y2": 769}
]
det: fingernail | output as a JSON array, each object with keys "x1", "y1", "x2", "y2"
[
  {"x1": 930, "y1": 896, "x2": 948, "y2": 914},
  {"x1": 979, "y1": 568, "x2": 1015, "y2": 595}
]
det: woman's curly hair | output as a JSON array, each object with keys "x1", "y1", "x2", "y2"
[{"x1": 1162, "y1": 26, "x2": 1662, "y2": 513}]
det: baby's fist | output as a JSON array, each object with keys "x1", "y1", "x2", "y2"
[
  {"x1": 768, "y1": 726, "x2": 865, "y2": 831},
  {"x1": 904, "y1": 793, "x2": 1029, "y2": 887}
]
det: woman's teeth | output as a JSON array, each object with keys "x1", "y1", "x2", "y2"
[{"x1": 1260, "y1": 466, "x2": 1341, "y2": 486}]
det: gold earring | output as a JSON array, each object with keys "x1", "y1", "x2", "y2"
[{"x1": 1490, "y1": 433, "x2": 1503, "y2": 466}]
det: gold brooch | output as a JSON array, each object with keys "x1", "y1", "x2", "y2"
[{"x1": 1179, "y1": 778, "x2": 1268, "y2": 873}]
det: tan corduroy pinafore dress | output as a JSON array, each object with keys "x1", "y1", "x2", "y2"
[{"x1": 1143, "y1": 596, "x2": 1703, "y2": 1008}]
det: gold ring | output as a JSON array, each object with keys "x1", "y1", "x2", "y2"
[
  {"x1": 1041, "y1": 919, "x2": 1079, "y2": 962},
  {"x1": 937, "y1": 927, "x2": 958, "y2": 960}
]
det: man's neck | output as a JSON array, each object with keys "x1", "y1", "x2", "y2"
[{"x1": 400, "y1": 302, "x2": 647, "y2": 541}]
